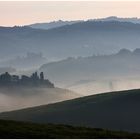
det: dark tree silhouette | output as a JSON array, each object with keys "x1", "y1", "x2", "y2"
[
  {"x1": 0, "y1": 72, "x2": 54, "y2": 88},
  {"x1": 40, "y1": 72, "x2": 44, "y2": 81}
]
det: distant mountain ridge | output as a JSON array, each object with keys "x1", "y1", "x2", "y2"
[
  {"x1": 28, "y1": 16, "x2": 140, "y2": 30},
  {"x1": 93, "y1": 16, "x2": 140, "y2": 24},
  {"x1": 29, "y1": 20, "x2": 81, "y2": 30},
  {"x1": 2, "y1": 20, "x2": 140, "y2": 61}
]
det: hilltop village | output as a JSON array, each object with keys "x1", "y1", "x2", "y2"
[{"x1": 0, "y1": 72, "x2": 54, "y2": 88}]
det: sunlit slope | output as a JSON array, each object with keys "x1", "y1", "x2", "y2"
[{"x1": 1, "y1": 89, "x2": 140, "y2": 132}]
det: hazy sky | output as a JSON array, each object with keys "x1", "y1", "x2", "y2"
[{"x1": 1, "y1": 1, "x2": 140, "y2": 26}]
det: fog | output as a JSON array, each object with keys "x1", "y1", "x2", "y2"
[
  {"x1": 1, "y1": 48, "x2": 140, "y2": 112},
  {"x1": 1, "y1": 20, "x2": 140, "y2": 112},
  {"x1": 0, "y1": 87, "x2": 80, "y2": 112},
  {"x1": 39, "y1": 48, "x2": 140, "y2": 95},
  {"x1": 66, "y1": 78, "x2": 140, "y2": 95},
  {"x1": 0, "y1": 52, "x2": 47, "y2": 71}
]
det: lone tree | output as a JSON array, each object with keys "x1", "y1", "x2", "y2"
[
  {"x1": 0, "y1": 72, "x2": 11, "y2": 82},
  {"x1": 40, "y1": 72, "x2": 44, "y2": 81}
]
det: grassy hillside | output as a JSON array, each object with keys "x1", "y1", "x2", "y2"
[
  {"x1": 1, "y1": 89, "x2": 140, "y2": 132},
  {"x1": 0, "y1": 119, "x2": 140, "y2": 138}
]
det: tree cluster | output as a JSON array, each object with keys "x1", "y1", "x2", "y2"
[{"x1": 0, "y1": 72, "x2": 54, "y2": 88}]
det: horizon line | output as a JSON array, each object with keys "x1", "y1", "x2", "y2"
[{"x1": 1, "y1": 16, "x2": 140, "y2": 27}]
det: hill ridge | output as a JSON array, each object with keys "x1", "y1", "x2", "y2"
[{"x1": 1, "y1": 88, "x2": 140, "y2": 132}]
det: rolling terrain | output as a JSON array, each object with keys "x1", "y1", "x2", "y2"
[
  {"x1": 28, "y1": 17, "x2": 140, "y2": 30},
  {"x1": 0, "y1": 119, "x2": 140, "y2": 138},
  {"x1": 29, "y1": 20, "x2": 81, "y2": 30},
  {"x1": 2, "y1": 21, "x2": 140, "y2": 62},
  {"x1": 40, "y1": 48, "x2": 140, "y2": 95},
  {"x1": 1, "y1": 89, "x2": 140, "y2": 132}
]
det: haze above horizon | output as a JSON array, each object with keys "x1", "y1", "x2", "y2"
[{"x1": 1, "y1": 1, "x2": 140, "y2": 26}]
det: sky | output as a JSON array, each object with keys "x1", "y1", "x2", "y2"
[{"x1": 1, "y1": 1, "x2": 140, "y2": 26}]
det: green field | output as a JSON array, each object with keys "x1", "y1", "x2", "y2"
[{"x1": 0, "y1": 119, "x2": 140, "y2": 139}]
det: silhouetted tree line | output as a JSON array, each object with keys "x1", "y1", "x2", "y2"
[{"x1": 0, "y1": 72, "x2": 54, "y2": 88}]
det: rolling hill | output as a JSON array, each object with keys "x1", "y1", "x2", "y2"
[
  {"x1": 0, "y1": 119, "x2": 140, "y2": 138},
  {"x1": 29, "y1": 20, "x2": 81, "y2": 30},
  {"x1": 1, "y1": 89, "x2": 140, "y2": 132},
  {"x1": 94, "y1": 16, "x2": 140, "y2": 24},
  {"x1": 39, "y1": 48, "x2": 140, "y2": 95},
  {"x1": 2, "y1": 21, "x2": 140, "y2": 62},
  {"x1": 28, "y1": 17, "x2": 140, "y2": 30}
]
